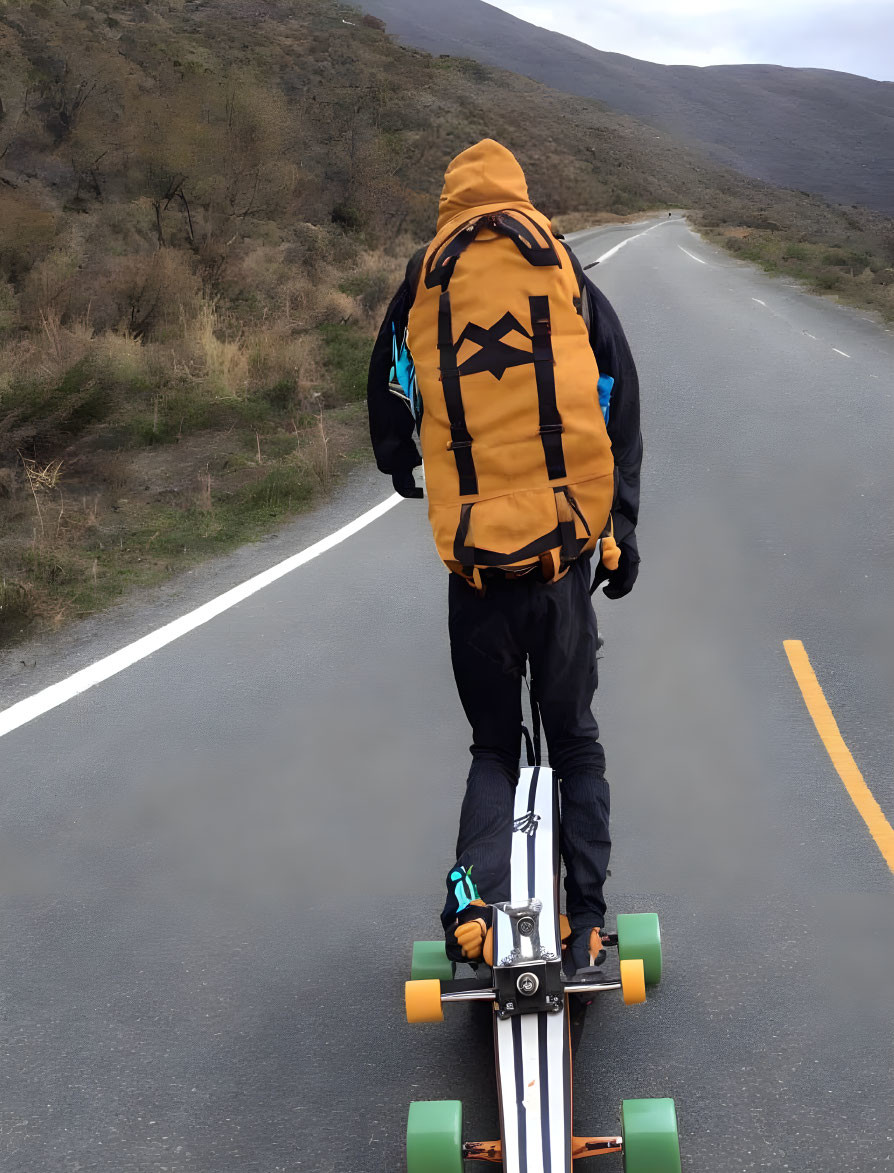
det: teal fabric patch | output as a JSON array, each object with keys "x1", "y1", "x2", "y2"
[{"x1": 449, "y1": 865, "x2": 480, "y2": 914}]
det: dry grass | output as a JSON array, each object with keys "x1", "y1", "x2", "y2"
[
  {"x1": 306, "y1": 406, "x2": 332, "y2": 489},
  {"x1": 18, "y1": 453, "x2": 65, "y2": 543},
  {"x1": 0, "y1": 241, "x2": 386, "y2": 646},
  {"x1": 703, "y1": 225, "x2": 894, "y2": 321},
  {"x1": 190, "y1": 302, "x2": 250, "y2": 397}
]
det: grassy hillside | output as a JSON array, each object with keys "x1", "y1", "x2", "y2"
[{"x1": 1, "y1": 0, "x2": 893, "y2": 646}]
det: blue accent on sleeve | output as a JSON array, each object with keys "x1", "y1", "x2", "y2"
[
  {"x1": 390, "y1": 326, "x2": 422, "y2": 423},
  {"x1": 450, "y1": 865, "x2": 480, "y2": 913},
  {"x1": 597, "y1": 374, "x2": 614, "y2": 424}
]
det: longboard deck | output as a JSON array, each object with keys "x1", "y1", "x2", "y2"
[{"x1": 493, "y1": 766, "x2": 573, "y2": 1173}]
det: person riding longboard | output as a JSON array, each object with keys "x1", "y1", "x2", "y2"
[{"x1": 367, "y1": 139, "x2": 642, "y2": 974}]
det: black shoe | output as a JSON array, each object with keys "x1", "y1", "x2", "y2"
[{"x1": 565, "y1": 926, "x2": 606, "y2": 976}]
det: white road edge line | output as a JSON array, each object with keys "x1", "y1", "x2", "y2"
[
  {"x1": 0, "y1": 493, "x2": 404, "y2": 740},
  {"x1": 596, "y1": 220, "x2": 663, "y2": 264},
  {"x1": 678, "y1": 245, "x2": 707, "y2": 265},
  {"x1": 832, "y1": 348, "x2": 851, "y2": 358},
  {"x1": 752, "y1": 298, "x2": 766, "y2": 306},
  {"x1": 804, "y1": 332, "x2": 817, "y2": 340}
]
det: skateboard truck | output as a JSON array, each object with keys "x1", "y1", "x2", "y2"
[
  {"x1": 436, "y1": 972, "x2": 626, "y2": 1009},
  {"x1": 428, "y1": 900, "x2": 631, "y2": 1020}
]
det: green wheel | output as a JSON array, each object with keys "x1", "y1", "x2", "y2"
[
  {"x1": 621, "y1": 1098, "x2": 681, "y2": 1173},
  {"x1": 407, "y1": 1100, "x2": 464, "y2": 1173},
  {"x1": 411, "y1": 941, "x2": 454, "y2": 982},
  {"x1": 616, "y1": 913, "x2": 662, "y2": 986}
]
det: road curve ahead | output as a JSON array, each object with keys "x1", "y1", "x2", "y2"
[{"x1": 1, "y1": 218, "x2": 892, "y2": 1172}]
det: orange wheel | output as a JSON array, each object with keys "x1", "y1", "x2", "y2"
[
  {"x1": 620, "y1": 958, "x2": 646, "y2": 1006},
  {"x1": 405, "y1": 979, "x2": 444, "y2": 1023}
]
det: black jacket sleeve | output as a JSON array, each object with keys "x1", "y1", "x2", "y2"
[
  {"x1": 367, "y1": 257, "x2": 424, "y2": 477},
  {"x1": 583, "y1": 276, "x2": 642, "y2": 563}
]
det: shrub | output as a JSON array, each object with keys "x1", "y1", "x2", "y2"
[
  {"x1": 331, "y1": 202, "x2": 367, "y2": 232},
  {"x1": 340, "y1": 268, "x2": 393, "y2": 315},
  {"x1": 283, "y1": 223, "x2": 338, "y2": 277},
  {"x1": 92, "y1": 331, "x2": 152, "y2": 397},
  {"x1": 318, "y1": 322, "x2": 372, "y2": 405},
  {"x1": 1, "y1": 358, "x2": 114, "y2": 457},
  {"x1": 82, "y1": 249, "x2": 202, "y2": 336},
  {"x1": 19, "y1": 248, "x2": 81, "y2": 327},
  {"x1": 121, "y1": 386, "x2": 268, "y2": 447},
  {"x1": 21, "y1": 546, "x2": 81, "y2": 588},
  {"x1": 260, "y1": 378, "x2": 298, "y2": 411},
  {"x1": 816, "y1": 269, "x2": 844, "y2": 290},
  {"x1": 0, "y1": 281, "x2": 18, "y2": 338},
  {"x1": 187, "y1": 301, "x2": 250, "y2": 396},
  {"x1": 782, "y1": 243, "x2": 810, "y2": 262},
  {"x1": 0, "y1": 580, "x2": 34, "y2": 642},
  {"x1": 241, "y1": 464, "x2": 312, "y2": 513},
  {"x1": 246, "y1": 330, "x2": 322, "y2": 401},
  {"x1": 0, "y1": 190, "x2": 56, "y2": 283}
]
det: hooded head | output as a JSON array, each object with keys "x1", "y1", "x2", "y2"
[{"x1": 436, "y1": 139, "x2": 535, "y2": 234}]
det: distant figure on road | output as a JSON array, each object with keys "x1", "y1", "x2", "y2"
[{"x1": 367, "y1": 139, "x2": 642, "y2": 973}]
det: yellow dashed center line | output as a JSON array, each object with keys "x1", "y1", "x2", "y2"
[{"x1": 784, "y1": 640, "x2": 894, "y2": 874}]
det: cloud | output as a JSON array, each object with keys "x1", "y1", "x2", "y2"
[{"x1": 490, "y1": 0, "x2": 894, "y2": 81}]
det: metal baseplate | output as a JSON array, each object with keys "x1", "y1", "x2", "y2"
[{"x1": 491, "y1": 899, "x2": 564, "y2": 1019}]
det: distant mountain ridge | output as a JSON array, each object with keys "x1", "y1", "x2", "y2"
[{"x1": 359, "y1": 0, "x2": 894, "y2": 215}]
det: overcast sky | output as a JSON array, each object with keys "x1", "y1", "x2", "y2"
[{"x1": 488, "y1": 0, "x2": 894, "y2": 81}]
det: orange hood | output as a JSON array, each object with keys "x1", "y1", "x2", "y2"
[{"x1": 436, "y1": 139, "x2": 537, "y2": 236}]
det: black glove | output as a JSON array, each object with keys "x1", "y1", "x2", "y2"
[
  {"x1": 591, "y1": 544, "x2": 639, "y2": 599},
  {"x1": 392, "y1": 469, "x2": 423, "y2": 499}
]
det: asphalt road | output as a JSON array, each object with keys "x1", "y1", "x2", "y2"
[{"x1": 1, "y1": 217, "x2": 892, "y2": 1172}]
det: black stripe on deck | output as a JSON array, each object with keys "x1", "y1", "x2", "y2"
[
  {"x1": 551, "y1": 772, "x2": 560, "y2": 881},
  {"x1": 512, "y1": 1015, "x2": 528, "y2": 1171},
  {"x1": 563, "y1": 1018, "x2": 572, "y2": 1172},
  {"x1": 527, "y1": 767, "x2": 539, "y2": 900},
  {"x1": 538, "y1": 1013, "x2": 552, "y2": 1170},
  {"x1": 550, "y1": 772, "x2": 561, "y2": 953}
]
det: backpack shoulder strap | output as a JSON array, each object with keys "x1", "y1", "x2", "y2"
[
  {"x1": 423, "y1": 210, "x2": 562, "y2": 292},
  {"x1": 405, "y1": 246, "x2": 427, "y2": 305},
  {"x1": 559, "y1": 240, "x2": 592, "y2": 333},
  {"x1": 405, "y1": 245, "x2": 429, "y2": 309}
]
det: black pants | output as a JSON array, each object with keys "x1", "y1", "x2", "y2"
[{"x1": 441, "y1": 555, "x2": 611, "y2": 937}]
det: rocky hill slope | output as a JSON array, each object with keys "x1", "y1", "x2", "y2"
[{"x1": 361, "y1": 0, "x2": 894, "y2": 214}]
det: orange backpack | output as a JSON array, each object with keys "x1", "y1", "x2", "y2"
[{"x1": 407, "y1": 207, "x2": 616, "y2": 588}]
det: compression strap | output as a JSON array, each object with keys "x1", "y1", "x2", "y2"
[{"x1": 438, "y1": 291, "x2": 478, "y2": 498}]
